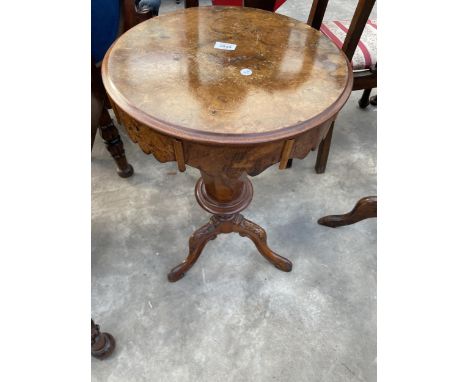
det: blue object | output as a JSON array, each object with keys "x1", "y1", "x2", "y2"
[
  {"x1": 91, "y1": 0, "x2": 120, "y2": 63},
  {"x1": 92, "y1": 0, "x2": 161, "y2": 62}
]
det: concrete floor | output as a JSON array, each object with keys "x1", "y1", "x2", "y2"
[{"x1": 92, "y1": 1, "x2": 376, "y2": 381}]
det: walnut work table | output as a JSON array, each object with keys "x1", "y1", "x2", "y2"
[{"x1": 102, "y1": 6, "x2": 353, "y2": 282}]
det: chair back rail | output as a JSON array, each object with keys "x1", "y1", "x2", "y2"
[{"x1": 307, "y1": 0, "x2": 375, "y2": 61}]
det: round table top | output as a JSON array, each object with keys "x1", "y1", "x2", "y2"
[{"x1": 103, "y1": 6, "x2": 352, "y2": 144}]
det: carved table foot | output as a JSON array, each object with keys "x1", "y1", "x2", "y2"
[
  {"x1": 168, "y1": 214, "x2": 291, "y2": 282},
  {"x1": 234, "y1": 215, "x2": 292, "y2": 272},
  {"x1": 318, "y1": 196, "x2": 377, "y2": 228},
  {"x1": 167, "y1": 218, "x2": 220, "y2": 282},
  {"x1": 91, "y1": 319, "x2": 116, "y2": 359}
]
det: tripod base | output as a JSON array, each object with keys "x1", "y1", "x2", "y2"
[{"x1": 168, "y1": 213, "x2": 292, "y2": 282}]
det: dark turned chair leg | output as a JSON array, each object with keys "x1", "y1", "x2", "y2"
[
  {"x1": 358, "y1": 88, "x2": 372, "y2": 109},
  {"x1": 318, "y1": 196, "x2": 377, "y2": 228},
  {"x1": 98, "y1": 108, "x2": 134, "y2": 178},
  {"x1": 92, "y1": 60, "x2": 133, "y2": 178},
  {"x1": 315, "y1": 121, "x2": 334, "y2": 174},
  {"x1": 91, "y1": 319, "x2": 116, "y2": 359},
  {"x1": 370, "y1": 94, "x2": 377, "y2": 106}
]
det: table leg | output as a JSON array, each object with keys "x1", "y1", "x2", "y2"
[
  {"x1": 235, "y1": 215, "x2": 292, "y2": 272},
  {"x1": 167, "y1": 171, "x2": 292, "y2": 282},
  {"x1": 168, "y1": 218, "x2": 219, "y2": 282}
]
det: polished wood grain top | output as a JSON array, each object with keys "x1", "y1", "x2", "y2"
[{"x1": 103, "y1": 6, "x2": 352, "y2": 144}]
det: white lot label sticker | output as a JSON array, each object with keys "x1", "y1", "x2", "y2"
[
  {"x1": 214, "y1": 41, "x2": 237, "y2": 50},
  {"x1": 240, "y1": 68, "x2": 253, "y2": 76}
]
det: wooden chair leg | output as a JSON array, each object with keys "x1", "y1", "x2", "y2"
[
  {"x1": 92, "y1": 59, "x2": 134, "y2": 178},
  {"x1": 358, "y1": 88, "x2": 372, "y2": 108},
  {"x1": 370, "y1": 94, "x2": 377, "y2": 106},
  {"x1": 317, "y1": 196, "x2": 377, "y2": 228},
  {"x1": 98, "y1": 108, "x2": 134, "y2": 178},
  {"x1": 315, "y1": 121, "x2": 334, "y2": 174},
  {"x1": 91, "y1": 319, "x2": 115, "y2": 359}
]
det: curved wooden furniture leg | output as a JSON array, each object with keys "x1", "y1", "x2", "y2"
[
  {"x1": 318, "y1": 196, "x2": 377, "y2": 228},
  {"x1": 168, "y1": 217, "x2": 220, "y2": 282},
  {"x1": 235, "y1": 215, "x2": 292, "y2": 272},
  {"x1": 315, "y1": 121, "x2": 334, "y2": 174},
  {"x1": 91, "y1": 319, "x2": 116, "y2": 360},
  {"x1": 98, "y1": 109, "x2": 134, "y2": 178},
  {"x1": 358, "y1": 88, "x2": 372, "y2": 108},
  {"x1": 370, "y1": 94, "x2": 377, "y2": 106}
]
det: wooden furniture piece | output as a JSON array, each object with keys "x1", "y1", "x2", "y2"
[
  {"x1": 308, "y1": 0, "x2": 377, "y2": 108},
  {"x1": 287, "y1": 0, "x2": 376, "y2": 173},
  {"x1": 318, "y1": 196, "x2": 376, "y2": 227},
  {"x1": 92, "y1": 0, "x2": 159, "y2": 177},
  {"x1": 102, "y1": 6, "x2": 353, "y2": 282},
  {"x1": 92, "y1": 62, "x2": 134, "y2": 178},
  {"x1": 91, "y1": 319, "x2": 116, "y2": 359},
  {"x1": 311, "y1": 0, "x2": 376, "y2": 173}
]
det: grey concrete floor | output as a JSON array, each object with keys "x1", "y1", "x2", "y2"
[{"x1": 92, "y1": 1, "x2": 376, "y2": 381}]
